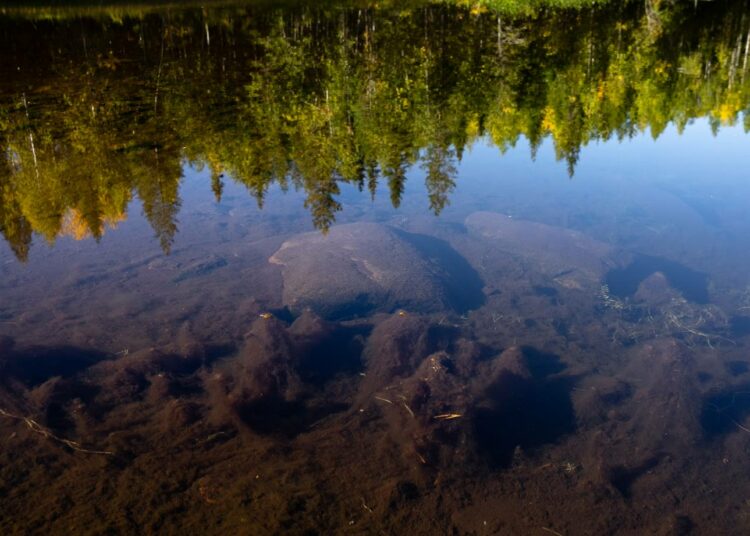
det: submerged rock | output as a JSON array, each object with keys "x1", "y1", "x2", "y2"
[
  {"x1": 470, "y1": 346, "x2": 574, "y2": 467},
  {"x1": 206, "y1": 313, "x2": 365, "y2": 435},
  {"x1": 465, "y1": 211, "x2": 616, "y2": 289},
  {"x1": 624, "y1": 339, "x2": 703, "y2": 448},
  {"x1": 605, "y1": 253, "x2": 710, "y2": 304},
  {"x1": 359, "y1": 314, "x2": 444, "y2": 391},
  {"x1": 269, "y1": 222, "x2": 484, "y2": 319},
  {"x1": 634, "y1": 271, "x2": 675, "y2": 306},
  {"x1": 578, "y1": 339, "x2": 715, "y2": 498},
  {"x1": 359, "y1": 318, "x2": 575, "y2": 468}
]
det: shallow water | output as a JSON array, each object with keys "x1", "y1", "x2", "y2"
[{"x1": 2, "y1": 1, "x2": 750, "y2": 534}]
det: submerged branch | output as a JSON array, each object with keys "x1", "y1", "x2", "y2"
[{"x1": 0, "y1": 407, "x2": 114, "y2": 456}]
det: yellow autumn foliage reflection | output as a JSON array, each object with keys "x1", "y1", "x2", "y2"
[{"x1": 0, "y1": 0, "x2": 749, "y2": 260}]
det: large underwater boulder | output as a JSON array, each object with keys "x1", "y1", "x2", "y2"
[
  {"x1": 269, "y1": 222, "x2": 484, "y2": 319},
  {"x1": 465, "y1": 211, "x2": 617, "y2": 289}
]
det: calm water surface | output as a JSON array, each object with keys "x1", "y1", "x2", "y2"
[{"x1": 1, "y1": 1, "x2": 750, "y2": 534}]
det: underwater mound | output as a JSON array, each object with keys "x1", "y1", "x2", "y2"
[{"x1": 269, "y1": 222, "x2": 484, "y2": 319}]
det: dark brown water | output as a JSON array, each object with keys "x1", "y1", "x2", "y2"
[{"x1": 2, "y1": 1, "x2": 750, "y2": 534}]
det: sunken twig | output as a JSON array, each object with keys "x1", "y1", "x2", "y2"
[{"x1": 0, "y1": 408, "x2": 114, "y2": 456}]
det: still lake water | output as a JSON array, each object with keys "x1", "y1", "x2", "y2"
[{"x1": 1, "y1": 1, "x2": 750, "y2": 534}]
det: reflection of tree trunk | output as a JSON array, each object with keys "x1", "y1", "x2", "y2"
[
  {"x1": 497, "y1": 16, "x2": 502, "y2": 57},
  {"x1": 26, "y1": 133, "x2": 37, "y2": 178},
  {"x1": 211, "y1": 170, "x2": 223, "y2": 203},
  {"x1": 325, "y1": 88, "x2": 333, "y2": 136},
  {"x1": 743, "y1": 28, "x2": 750, "y2": 83},
  {"x1": 154, "y1": 24, "x2": 165, "y2": 112},
  {"x1": 80, "y1": 22, "x2": 88, "y2": 60},
  {"x1": 495, "y1": 17, "x2": 525, "y2": 56},
  {"x1": 645, "y1": 0, "x2": 661, "y2": 34},
  {"x1": 21, "y1": 94, "x2": 38, "y2": 179},
  {"x1": 730, "y1": 35, "x2": 740, "y2": 88}
]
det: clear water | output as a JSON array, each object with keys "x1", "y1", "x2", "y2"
[{"x1": 1, "y1": 2, "x2": 750, "y2": 534}]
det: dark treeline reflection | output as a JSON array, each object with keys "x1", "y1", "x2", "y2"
[{"x1": 1, "y1": 0, "x2": 750, "y2": 259}]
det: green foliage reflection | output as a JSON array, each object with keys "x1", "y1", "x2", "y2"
[{"x1": 1, "y1": 0, "x2": 749, "y2": 259}]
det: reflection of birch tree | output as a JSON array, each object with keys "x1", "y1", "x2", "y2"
[{"x1": 0, "y1": 0, "x2": 749, "y2": 258}]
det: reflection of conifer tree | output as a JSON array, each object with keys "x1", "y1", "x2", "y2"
[
  {"x1": 384, "y1": 159, "x2": 408, "y2": 210},
  {"x1": 135, "y1": 150, "x2": 182, "y2": 254},
  {"x1": 0, "y1": 156, "x2": 33, "y2": 262},
  {"x1": 302, "y1": 175, "x2": 342, "y2": 233},
  {"x1": 366, "y1": 162, "x2": 379, "y2": 201},
  {"x1": 76, "y1": 177, "x2": 107, "y2": 242},
  {"x1": 211, "y1": 169, "x2": 224, "y2": 203},
  {"x1": 0, "y1": 199, "x2": 32, "y2": 261},
  {"x1": 1, "y1": 0, "x2": 750, "y2": 257},
  {"x1": 422, "y1": 144, "x2": 457, "y2": 215}
]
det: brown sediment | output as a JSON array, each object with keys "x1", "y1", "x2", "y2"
[{"x1": 1, "y1": 215, "x2": 749, "y2": 534}]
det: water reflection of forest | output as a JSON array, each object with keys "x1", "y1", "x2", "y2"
[{"x1": 1, "y1": 0, "x2": 749, "y2": 259}]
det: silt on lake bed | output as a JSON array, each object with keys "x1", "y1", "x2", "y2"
[{"x1": 1, "y1": 0, "x2": 750, "y2": 534}]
